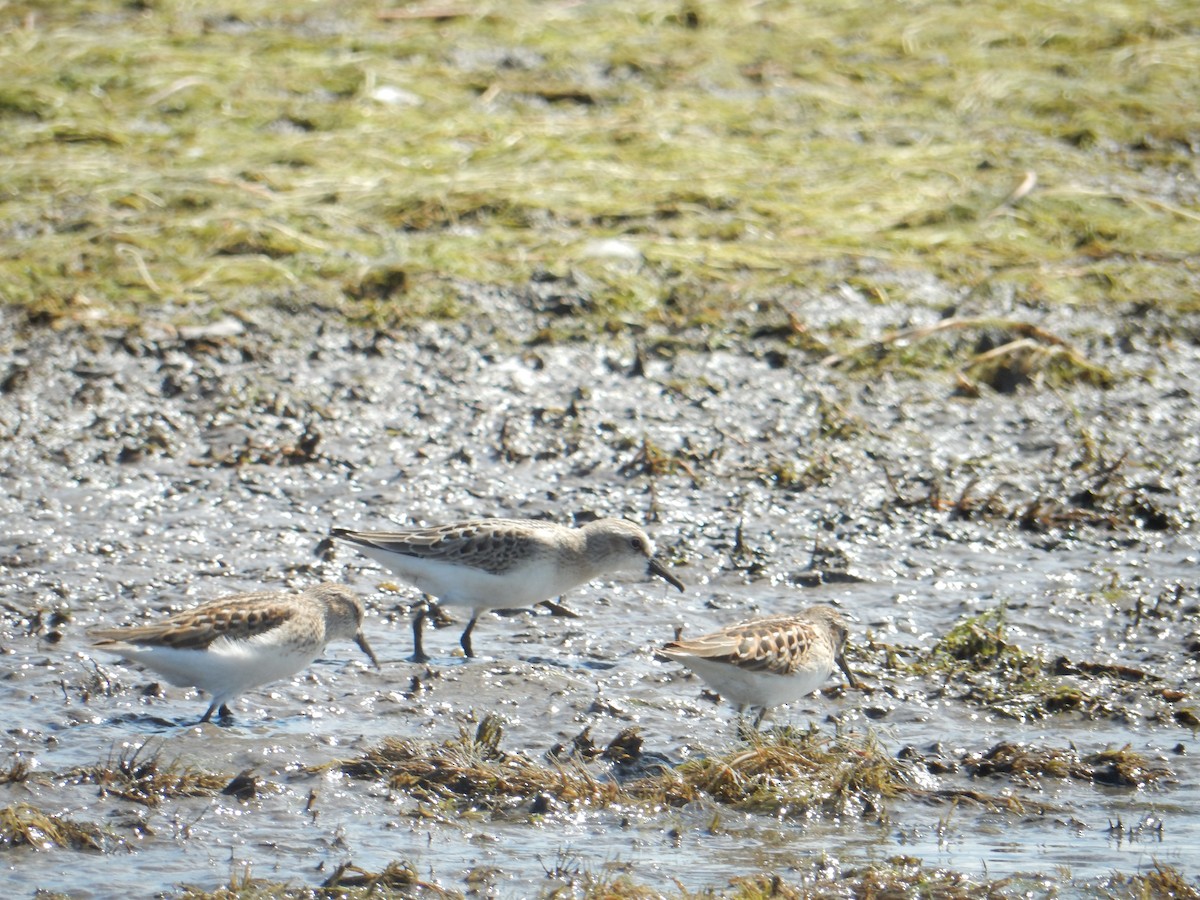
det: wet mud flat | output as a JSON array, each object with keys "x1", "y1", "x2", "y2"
[{"x1": 1, "y1": 294, "x2": 1199, "y2": 898}]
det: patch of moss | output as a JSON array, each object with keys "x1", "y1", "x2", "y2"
[
  {"x1": 890, "y1": 605, "x2": 1192, "y2": 726},
  {"x1": 926, "y1": 606, "x2": 1040, "y2": 673}
]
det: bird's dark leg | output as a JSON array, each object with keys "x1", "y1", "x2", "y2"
[
  {"x1": 411, "y1": 604, "x2": 431, "y2": 664},
  {"x1": 199, "y1": 701, "x2": 233, "y2": 726},
  {"x1": 734, "y1": 705, "x2": 756, "y2": 742},
  {"x1": 460, "y1": 614, "x2": 479, "y2": 658}
]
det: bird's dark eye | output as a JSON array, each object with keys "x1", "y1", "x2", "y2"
[{"x1": 630, "y1": 538, "x2": 644, "y2": 552}]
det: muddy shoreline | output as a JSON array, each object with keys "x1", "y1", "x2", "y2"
[{"x1": 1, "y1": 296, "x2": 1198, "y2": 896}]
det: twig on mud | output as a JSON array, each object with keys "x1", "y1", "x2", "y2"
[
  {"x1": 821, "y1": 316, "x2": 1074, "y2": 368},
  {"x1": 982, "y1": 170, "x2": 1037, "y2": 220},
  {"x1": 880, "y1": 465, "x2": 913, "y2": 506},
  {"x1": 376, "y1": 6, "x2": 472, "y2": 21},
  {"x1": 117, "y1": 246, "x2": 163, "y2": 296},
  {"x1": 948, "y1": 477, "x2": 980, "y2": 518}
]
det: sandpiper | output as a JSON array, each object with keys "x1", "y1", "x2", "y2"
[
  {"x1": 88, "y1": 583, "x2": 379, "y2": 724},
  {"x1": 662, "y1": 605, "x2": 857, "y2": 729},
  {"x1": 331, "y1": 517, "x2": 684, "y2": 661}
]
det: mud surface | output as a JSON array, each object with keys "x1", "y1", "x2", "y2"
[{"x1": 1, "y1": 294, "x2": 1199, "y2": 896}]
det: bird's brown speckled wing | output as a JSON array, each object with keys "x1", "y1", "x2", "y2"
[
  {"x1": 331, "y1": 519, "x2": 557, "y2": 575},
  {"x1": 664, "y1": 615, "x2": 820, "y2": 676},
  {"x1": 88, "y1": 591, "x2": 301, "y2": 650}
]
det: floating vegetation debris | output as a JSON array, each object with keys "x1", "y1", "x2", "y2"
[
  {"x1": 220, "y1": 770, "x2": 261, "y2": 803},
  {"x1": 327, "y1": 716, "x2": 922, "y2": 820},
  {"x1": 0, "y1": 759, "x2": 33, "y2": 785},
  {"x1": 675, "y1": 728, "x2": 917, "y2": 818},
  {"x1": 65, "y1": 742, "x2": 230, "y2": 808},
  {"x1": 896, "y1": 605, "x2": 1192, "y2": 726},
  {"x1": 326, "y1": 716, "x2": 622, "y2": 813},
  {"x1": 170, "y1": 856, "x2": 1199, "y2": 900},
  {"x1": 0, "y1": 803, "x2": 128, "y2": 852},
  {"x1": 925, "y1": 606, "x2": 1042, "y2": 674},
  {"x1": 198, "y1": 423, "x2": 326, "y2": 468},
  {"x1": 542, "y1": 867, "x2": 670, "y2": 900},
  {"x1": 179, "y1": 861, "x2": 460, "y2": 899},
  {"x1": 964, "y1": 742, "x2": 1173, "y2": 788},
  {"x1": 322, "y1": 860, "x2": 459, "y2": 897},
  {"x1": 1099, "y1": 861, "x2": 1200, "y2": 900},
  {"x1": 546, "y1": 855, "x2": 1053, "y2": 899},
  {"x1": 619, "y1": 436, "x2": 702, "y2": 483},
  {"x1": 548, "y1": 857, "x2": 1200, "y2": 899},
  {"x1": 790, "y1": 855, "x2": 1032, "y2": 900},
  {"x1": 757, "y1": 453, "x2": 837, "y2": 493}
]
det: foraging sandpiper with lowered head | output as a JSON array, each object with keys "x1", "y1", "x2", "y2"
[
  {"x1": 331, "y1": 517, "x2": 684, "y2": 661},
  {"x1": 662, "y1": 605, "x2": 857, "y2": 729},
  {"x1": 88, "y1": 583, "x2": 379, "y2": 724}
]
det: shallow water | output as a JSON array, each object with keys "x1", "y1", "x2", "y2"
[{"x1": 2, "y1": 305, "x2": 1198, "y2": 895}]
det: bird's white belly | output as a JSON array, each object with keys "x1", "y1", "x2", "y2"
[
  {"x1": 683, "y1": 657, "x2": 833, "y2": 710},
  {"x1": 361, "y1": 550, "x2": 573, "y2": 612},
  {"x1": 105, "y1": 638, "x2": 320, "y2": 701}
]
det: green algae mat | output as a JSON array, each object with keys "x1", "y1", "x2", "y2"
[{"x1": 3, "y1": 0, "x2": 1198, "y2": 334}]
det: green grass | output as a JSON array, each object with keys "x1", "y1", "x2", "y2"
[{"x1": 2, "y1": 0, "x2": 1197, "y2": 345}]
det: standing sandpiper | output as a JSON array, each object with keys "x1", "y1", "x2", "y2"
[
  {"x1": 662, "y1": 605, "x2": 857, "y2": 729},
  {"x1": 331, "y1": 517, "x2": 684, "y2": 661},
  {"x1": 88, "y1": 583, "x2": 379, "y2": 724}
]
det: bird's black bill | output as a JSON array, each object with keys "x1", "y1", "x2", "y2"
[
  {"x1": 356, "y1": 633, "x2": 381, "y2": 669},
  {"x1": 836, "y1": 652, "x2": 859, "y2": 689},
  {"x1": 647, "y1": 558, "x2": 685, "y2": 592}
]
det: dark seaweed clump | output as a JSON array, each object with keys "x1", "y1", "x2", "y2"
[{"x1": 325, "y1": 715, "x2": 919, "y2": 820}]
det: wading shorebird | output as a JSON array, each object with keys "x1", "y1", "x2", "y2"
[
  {"x1": 89, "y1": 583, "x2": 378, "y2": 724},
  {"x1": 662, "y1": 605, "x2": 857, "y2": 729},
  {"x1": 331, "y1": 517, "x2": 684, "y2": 661}
]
